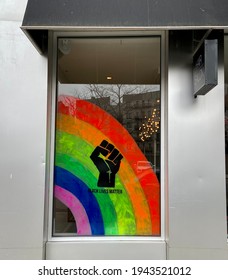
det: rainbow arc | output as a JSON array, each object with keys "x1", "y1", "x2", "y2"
[{"x1": 54, "y1": 95, "x2": 160, "y2": 236}]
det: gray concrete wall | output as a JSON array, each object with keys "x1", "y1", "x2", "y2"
[
  {"x1": 0, "y1": 0, "x2": 47, "y2": 259},
  {"x1": 167, "y1": 30, "x2": 228, "y2": 259}
]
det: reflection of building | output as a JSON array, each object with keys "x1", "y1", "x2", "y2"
[
  {"x1": 86, "y1": 90, "x2": 161, "y2": 175},
  {"x1": 87, "y1": 96, "x2": 111, "y2": 112},
  {"x1": 122, "y1": 91, "x2": 160, "y2": 132},
  {"x1": 122, "y1": 91, "x2": 160, "y2": 173},
  {"x1": 89, "y1": 96, "x2": 110, "y2": 105}
]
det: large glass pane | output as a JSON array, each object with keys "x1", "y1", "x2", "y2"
[{"x1": 53, "y1": 37, "x2": 161, "y2": 236}]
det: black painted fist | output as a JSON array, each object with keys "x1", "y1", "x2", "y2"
[{"x1": 90, "y1": 140, "x2": 123, "y2": 187}]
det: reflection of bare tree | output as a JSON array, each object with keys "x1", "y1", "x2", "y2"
[
  {"x1": 86, "y1": 84, "x2": 141, "y2": 123},
  {"x1": 69, "y1": 83, "x2": 160, "y2": 172}
]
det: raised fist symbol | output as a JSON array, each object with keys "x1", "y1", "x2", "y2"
[{"x1": 90, "y1": 140, "x2": 123, "y2": 188}]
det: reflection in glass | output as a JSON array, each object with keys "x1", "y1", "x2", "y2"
[
  {"x1": 54, "y1": 37, "x2": 161, "y2": 236},
  {"x1": 58, "y1": 83, "x2": 161, "y2": 177}
]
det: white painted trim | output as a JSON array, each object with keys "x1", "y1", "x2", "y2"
[{"x1": 46, "y1": 30, "x2": 168, "y2": 259}]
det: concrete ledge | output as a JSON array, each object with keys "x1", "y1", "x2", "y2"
[
  {"x1": 0, "y1": 248, "x2": 43, "y2": 260},
  {"x1": 168, "y1": 246, "x2": 228, "y2": 260},
  {"x1": 46, "y1": 240, "x2": 166, "y2": 260}
]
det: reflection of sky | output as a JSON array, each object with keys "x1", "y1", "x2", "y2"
[{"x1": 58, "y1": 83, "x2": 160, "y2": 99}]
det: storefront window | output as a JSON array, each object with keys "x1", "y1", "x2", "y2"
[{"x1": 53, "y1": 37, "x2": 161, "y2": 236}]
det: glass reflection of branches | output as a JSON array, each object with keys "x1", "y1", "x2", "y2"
[{"x1": 66, "y1": 83, "x2": 161, "y2": 180}]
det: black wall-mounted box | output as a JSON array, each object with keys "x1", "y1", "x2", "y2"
[{"x1": 193, "y1": 39, "x2": 218, "y2": 97}]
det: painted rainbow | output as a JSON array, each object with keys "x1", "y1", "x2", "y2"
[{"x1": 54, "y1": 95, "x2": 160, "y2": 236}]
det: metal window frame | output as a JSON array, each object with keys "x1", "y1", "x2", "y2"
[
  {"x1": 224, "y1": 33, "x2": 228, "y2": 240},
  {"x1": 46, "y1": 29, "x2": 168, "y2": 244}
]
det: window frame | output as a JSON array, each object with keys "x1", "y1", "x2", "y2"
[
  {"x1": 224, "y1": 33, "x2": 228, "y2": 239},
  {"x1": 46, "y1": 30, "x2": 167, "y2": 242}
]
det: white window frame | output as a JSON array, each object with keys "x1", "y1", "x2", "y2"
[{"x1": 45, "y1": 30, "x2": 168, "y2": 259}]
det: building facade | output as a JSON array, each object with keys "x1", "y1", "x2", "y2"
[{"x1": 1, "y1": 0, "x2": 228, "y2": 259}]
